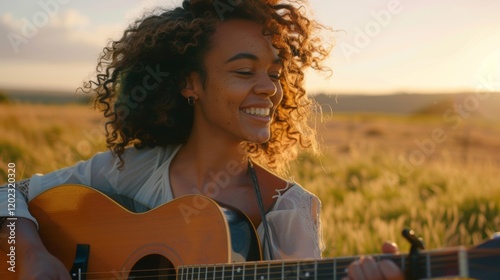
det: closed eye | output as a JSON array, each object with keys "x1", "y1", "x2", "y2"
[
  {"x1": 234, "y1": 71, "x2": 253, "y2": 76},
  {"x1": 269, "y1": 73, "x2": 281, "y2": 81}
]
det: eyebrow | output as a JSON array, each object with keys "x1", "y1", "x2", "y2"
[{"x1": 225, "y1": 52, "x2": 282, "y2": 65}]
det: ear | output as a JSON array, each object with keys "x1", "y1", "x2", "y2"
[{"x1": 181, "y1": 72, "x2": 201, "y2": 99}]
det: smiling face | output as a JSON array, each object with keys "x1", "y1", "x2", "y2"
[{"x1": 184, "y1": 19, "x2": 284, "y2": 144}]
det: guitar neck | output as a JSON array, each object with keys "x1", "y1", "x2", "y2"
[{"x1": 178, "y1": 247, "x2": 468, "y2": 280}]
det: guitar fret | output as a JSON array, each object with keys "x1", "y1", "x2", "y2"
[
  {"x1": 205, "y1": 266, "x2": 209, "y2": 280},
  {"x1": 214, "y1": 265, "x2": 223, "y2": 280},
  {"x1": 314, "y1": 260, "x2": 317, "y2": 280},
  {"x1": 426, "y1": 253, "x2": 431, "y2": 279},
  {"x1": 204, "y1": 265, "x2": 214, "y2": 280},
  {"x1": 458, "y1": 247, "x2": 469, "y2": 278},
  {"x1": 253, "y1": 263, "x2": 257, "y2": 280},
  {"x1": 401, "y1": 254, "x2": 405, "y2": 272},
  {"x1": 193, "y1": 266, "x2": 198, "y2": 280},
  {"x1": 245, "y1": 262, "x2": 256, "y2": 280},
  {"x1": 255, "y1": 262, "x2": 269, "y2": 280},
  {"x1": 333, "y1": 258, "x2": 336, "y2": 280},
  {"x1": 254, "y1": 262, "x2": 257, "y2": 280},
  {"x1": 267, "y1": 262, "x2": 270, "y2": 280}
]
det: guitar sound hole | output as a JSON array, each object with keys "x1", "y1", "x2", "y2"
[{"x1": 129, "y1": 254, "x2": 175, "y2": 280}]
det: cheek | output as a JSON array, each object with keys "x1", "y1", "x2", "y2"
[
  {"x1": 204, "y1": 73, "x2": 247, "y2": 127},
  {"x1": 227, "y1": 100, "x2": 240, "y2": 126},
  {"x1": 208, "y1": 95, "x2": 239, "y2": 129}
]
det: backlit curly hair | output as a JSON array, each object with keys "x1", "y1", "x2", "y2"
[{"x1": 81, "y1": 0, "x2": 331, "y2": 176}]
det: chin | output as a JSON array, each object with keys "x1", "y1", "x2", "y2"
[{"x1": 244, "y1": 130, "x2": 271, "y2": 144}]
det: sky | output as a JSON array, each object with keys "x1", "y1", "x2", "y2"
[{"x1": 0, "y1": 0, "x2": 499, "y2": 95}]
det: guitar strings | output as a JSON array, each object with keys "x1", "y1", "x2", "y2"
[
  {"x1": 60, "y1": 248, "x2": 500, "y2": 280},
  {"x1": 4, "y1": 262, "x2": 499, "y2": 280},
  {"x1": 65, "y1": 260, "x2": 500, "y2": 279},
  {"x1": 1, "y1": 249, "x2": 499, "y2": 279}
]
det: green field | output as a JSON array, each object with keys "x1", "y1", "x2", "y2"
[{"x1": 1, "y1": 102, "x2": 499, "y2": 258}]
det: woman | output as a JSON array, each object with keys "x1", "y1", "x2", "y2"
[{"x1": 0, "y1": 0, "x2": 402, "y2": 279}]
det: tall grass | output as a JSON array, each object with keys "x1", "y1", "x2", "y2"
[
  {"x1": 291, "y1": 149, "x2": 500, "y2": 257},
  {"x1": 1, "y1": 103, "x2": 499, "y2": 258},
  {"x1": 0, "y1": 103, "x2": 107, "y2": 181},
  {"x1": 292, "y1": 112, "x2": 500, "y2": 257}
]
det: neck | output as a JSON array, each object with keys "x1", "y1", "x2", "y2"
[{"x1": 174, "y1": 129, "x2": 249, "y2": 191}]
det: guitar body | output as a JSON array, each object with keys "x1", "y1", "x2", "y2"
[
  {"x1": 1, "y1": 184, "x2": 257, "y2": 279},
  {"x1": 2, "y1": 184, "x2": 500, "y2": 279}
]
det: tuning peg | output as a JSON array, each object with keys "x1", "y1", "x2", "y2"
[{"x1": 402, "y1": 228, "x2": 425, "y2": 280}]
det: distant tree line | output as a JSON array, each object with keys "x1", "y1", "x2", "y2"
[{"x1": 0, "y1": 90, "x2": 10, "y2": 104}]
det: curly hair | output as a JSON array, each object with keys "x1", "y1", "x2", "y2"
[{"x1": 81, "y1": 0, "x2": 331, "y2": 176}]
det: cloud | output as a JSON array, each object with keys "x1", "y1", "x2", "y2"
[
  {"x1": 0, "y1": 9, "x2": 117, "y2": 63},
  {"x1": 49, "y1": 9, "x2": 89, "y2": 29}
]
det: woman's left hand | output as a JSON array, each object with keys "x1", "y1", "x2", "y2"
[{"x1": 342, "y1": 241, "x2": 404, "y2": 280}]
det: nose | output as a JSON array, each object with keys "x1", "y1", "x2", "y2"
[{"x1": 254, "y1": 73, "x2": 278, "y2": 97}]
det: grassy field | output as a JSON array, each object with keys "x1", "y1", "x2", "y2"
[
  {"x1": 1, "y1": 102, "x2": 499, "y2": 258},
  {"x1": 294, "y1": 112, "x2": 500, "y2": 256}
]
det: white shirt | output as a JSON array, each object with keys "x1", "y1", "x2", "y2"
[{"x1": 0, "y1": 145, "x2": 324, "y2": 260}]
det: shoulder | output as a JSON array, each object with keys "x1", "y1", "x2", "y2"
[
  {"x1": 117, "y1": 144, "x2": 181, "y2": 170},
  {"x1": 91, "y1": 145, "x2": 181, "y2": 194},
  {"x1": 253, "y1": 164, "x2": 320, "y2": 210},
  {"x1": 253, "y1": 163, "x2": 318, "y2": 200},
  {"x1": 88, "y1": 144, "x2": 181, "y2": 185},
  {"x1": 253, "y1": 163, "x2": 288, "y2": 196},
  {"x1": 273, "y1": 181, "x2": 321, "y2": 211}
]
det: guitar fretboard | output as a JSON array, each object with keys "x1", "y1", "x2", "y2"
[{"x1": 178, "y1": 248, "x2": 465, "y2": 280}]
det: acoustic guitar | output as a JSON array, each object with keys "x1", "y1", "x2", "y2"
[{"x1": 1, "y1": 184, "x2": 499, "y2": 279}]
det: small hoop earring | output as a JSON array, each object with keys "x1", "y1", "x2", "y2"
[{"x1": 187, "y1": 96, "x2": 196, "y2": 106}]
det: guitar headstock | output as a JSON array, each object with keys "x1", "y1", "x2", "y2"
[
  {"x1": 467, "y1": 234, "x2": 500, "y2": 279},
  {"x1": 401, "y1": 229, "x2": 500, "y2": 279}
]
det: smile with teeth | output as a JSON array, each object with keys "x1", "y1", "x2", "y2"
[{"x1": 242, "y1": 107, "x2": 271, "y2": 117}]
